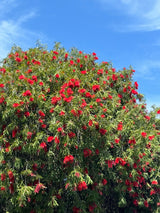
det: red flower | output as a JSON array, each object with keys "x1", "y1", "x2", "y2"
[
  {"x1": 63, "y1": 155, "x2": 74, "y2": 164},
  {"x1": 1, "y1": 173, "x2": 6, "y2": 181},
  {"x1": 83, "y1": 148, "x2": 92, "y2": 157},
  {"x1": 15, "y1": 57, "x2": 22, "y2": 62},
  {"x1": 144, "y1": 200, "x2": 149, "y2": 208},
  {"x1": 151, "y1": 180, "x2": 158, "y2": 185},
  {"x1": 13, "y1": 103, "x2": 19, "y2": 107},
  {"x1": 134, "y1": 81, "x2": 138, "y2": 89},
  {"x1": 115, "y1": 138, "x2": 120, "y2": 144},
  {"x1": 27, "y1": 132, "x2": 32, "y2": 139},
  {"x1": 72, "y1": 206, "x2": 81, "y2": 213},
  {"x1": 77, "y1": 181, "x2": 87, "y2": 191},
  {"x1": 102, "y1": 178, "x2": 107, "y2": 185},
  {"x1": 92, "y1": 85, "x2": 100, "y2": 92},
  {"x1": 0, "y1": 84, "x2": 4, "y2": 88},
  {"x1": 47, "y1": 136, "x2": 54, "y2": 142},
  {"x1": 1, "y1": 186, "x2": 5, "y2": 191},
  {"x1": 141, "y1": 132, "x2": 147, "y2": 138},
  {"x1": 99, "y1": 128, "x2": 107, "y2": 135},
  {"x1": 68, "y1": 132, "x2": 76, "y2": 138},
  {"x1": 34, "y1": 183, "x2": 45, "y2": 193},
  {"x1": 8, "y1": 171, "x2": 14, "y2": 182},
  {"x1": 54, "y1": 136, "x2": 60, "y2": 144},
  {"x1": 88, "y1": 120, "x2": 93, "y2": 126},
  {"x1": 81, "y1": 70, "x2": 87, "y2": 74},
  {"x1": 38, "y1": 110, "x2": 45, "y2": 117},
  {"x1": 117, "y1": 122, "x2": 123, "y2": 131},
  {"x1": 157, "y1": 109, "x2": 160, "y2": 114},
  {"x1": 148, "y1": 135, "x2": 155, "y2": 140},
  {"x1": 23, "y1": 90, "x2": 32, "y2": 96}
]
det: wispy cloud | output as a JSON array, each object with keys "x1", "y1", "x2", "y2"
[
  {"x1": 97, "y1": 0, "x2": 160, "y2": 32},
  {"x1": 134, "y1": 60, "x2": 160, "y2": 79},
  {"x1": 0, "y1": 0, "x2": 44, "y2": 60}
]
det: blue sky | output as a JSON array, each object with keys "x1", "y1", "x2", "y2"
[{"x1": 0, "y1": 0, "x2": 160, "y2": 111}]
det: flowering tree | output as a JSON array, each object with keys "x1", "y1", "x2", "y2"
[{"x1": 0, "y1": 43, "x2": 159, "y2": 213}]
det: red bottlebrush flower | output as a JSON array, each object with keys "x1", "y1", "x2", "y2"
[
  {"x1": 134, "y1": 81, "x2": 138, "y2": 89},
  {"x1": 107, "y1": 160, "x2": 113, "y2": 168},
  {"x1": 38, "y1": 110, "x2": 45, "y2": 117},
  {"x1": 67, "y1": 88, "x2": 73, "y2": 96},
  {"x1": 73, "y1": 206, "x2": 81, "y2": 213},
  {"x1": 78, "y1": 88, "x2": 86, "y2": 94},
  {"x1": 148, "y1": 135, "x2": 155, "y2": 140},
  {"x1": 15, "y1": 57, "x2": 22, "y2": 62},
  {"x1": 151, "y1": 180, "x2": 158, "y2": 185},
  {"x1": 9, "y1": 183, "x2": 14, "y2": 194},
  {"x1": 40, "y1": 142, "x2": 47, "y2": 149},
  {"x1": 55, "y1": 74, "x2": 60, "y2": 78},
  {"x1": 81, "y1": 70, "x2": 87, "y2": 74},
  {"x1": 12, "y1": 128, "x2": 17, "y2": 138},
  {"x1": 102, "y1": 178, "x2": 107, "y2": 185},
  {"x1": 8, "y1": 171, "x2": 14, "y2": 180},
  {"x1": 157, "y1": 109, "x2": 160, "y2": 114},
  {"x1": 88, "y1": 120, "x2": 93, "y2": 126},
  {"x1": 27, "y1": 132, "x2": 32, "y2": 139},
  {"x1": 63, "y1": 96, "x2": 74, "y2": 103},
  {"x1": 34, "y1": 183, "x2": 45, "y2": 193},
  {"x1": 54, "y1": 136, "x2": 60, "y2": 144},
  {"x1": 77, "y1": 181, "x2": 87, "y2": 191},
  {"x1": 85, "y1": 92, "x2": 92, "y2": 98},
  {"x1": 70, "y1": 60, "x2": 74, "y2": 65},
  {"x1": 39, "y1": 81, "x2": 43, "y2": 86},
  {"x1": 92, "y1": 85, "x2": 100, "y2": 92},
  {"x1": 99, "y1": 128, "x2": 107, "y2": 135},
  {"x1": 24, "y1": 111, "x2": 30, "y2": 117},
  {"x1": 1, "y1": 186, "x2": 5, "y2": 191},
  {"x1": 53, "y1": 51, "x2": 59, "y2": 55},
  {"x1": 83, "y1": 148, "x2": 92, "y2": 157},
  {"x1": 23, "y1": 90, "x2": 32, "y2": 96},
  {"x1": 47, "y1": 136, "x2": 54, "y2": 142},
  {"x1": 131, "y1": 89, "x2": 138, "y2": 95},
  {"x1": 144, "y1": 200, "x2": 149, "y2": 208},
  {"x1": 59, "y1": 111, "x2": 65, "y2": 116},
  {"x1": 13, "y1": 103, "x2": 19, "y2": 107},
  {"x1": 150, "y1": 189, "x2": 156, "y2": 195},
  {"x1": 117, "y1": 122, "x2": 123, "y2": 131},
  {"x1": 51, "y1": 96, "x2": 61, "y2": 105},
  {"x1": 1, "y1": 173, "x2": 6, "y2": 181},
  {"x1": 133, "y1": 199, "x2": 138, "y2": 206},
  {"x1": 52, "y1": 55, "x2": 57, "y2": 60},
  {"x1": 63, "y1": 155, "x2": 74, "y2": 164},
  {"x1": 68, "y1": 132, "x2": 76, "y2": 138},
  {"x1": 71, "y1": 109, "x2": 77, "y2": 116},
  {"x1": 141, "y1": 132, "x2": 147, "y2": 138},
  {"x1": 115, "y1": 138, "x2": 120, "y2": 144},
  {"x1": 32, "y1": 75, "x2": 37, "y2": 82},
  {"x1": 0, "y1": 84, "x2": 4, "y2": 88}
]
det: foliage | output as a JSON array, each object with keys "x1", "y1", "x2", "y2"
[{"x1": 0, "y1": 43, "x2": 160, "y2": 212}]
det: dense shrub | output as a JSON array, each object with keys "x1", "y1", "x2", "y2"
[{"x1": 0, "y1": 43, "x2": 159, "y2": 212}]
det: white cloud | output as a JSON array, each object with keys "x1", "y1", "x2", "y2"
[
  {"x1": 0, "y1": 1, "x2": 44, "y2": 61},
  {"x1": 97, "y1": 0, "x2": 160, "y2": 31},
  {"x1": 134, "y1": 60, "x2": 160, "y2": 79}
]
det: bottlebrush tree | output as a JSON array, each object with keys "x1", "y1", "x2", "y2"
[{"x1": 0, "y1": 43, "x2": 160, "y2": 213}]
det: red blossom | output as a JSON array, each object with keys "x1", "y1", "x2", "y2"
[
  {"x1": 77, "y1": 181, "x2": 87, "y2": 191},
  {"x1": 141, "y1": 132, "x2": 147, "y2": 138},
  {"x1": 63, "y1": 155, "x2": 74, "y2": 164},
  {"x1": 47, "y1": 136, "x2": 54, "y2": 142},
  {"x1": 92, "y1": 85, "x2": 100, "y2": 92},
  {"x1": 117, "y1": 122, "x2": 123, "y2": 131},
  {"x1": 83, "y1": 148, "x2": 92, "y2": 157},
  {"x1": 99, "y1": 128, "x2": 107, "y2": 135},
  {"x1": 151, "y1": 180, "x2": 158, "y2": 185},
  {"x1": 102, "y1": 178, "x2": 107, "y2": 185}
]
